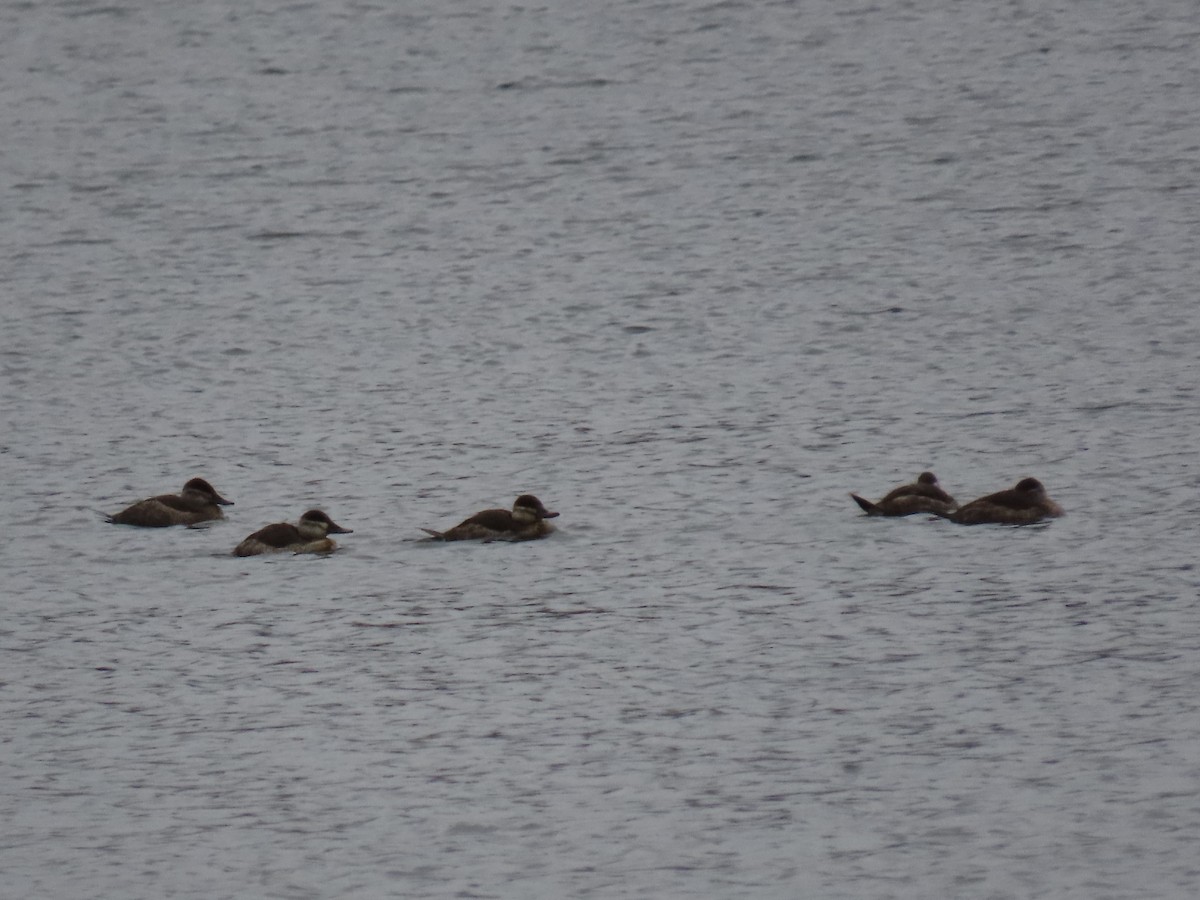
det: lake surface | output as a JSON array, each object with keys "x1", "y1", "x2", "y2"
[{"x1": 3, "y1": 1, "x2": 1200, "y2": 897}]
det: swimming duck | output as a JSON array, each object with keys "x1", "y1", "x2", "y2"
[
  {"x1": 851, "y1": 472, "x2": 957, "y2": 517},
  {"x1": 947, "y1": 477, "x2": 1064, "y2": 525},
  {"x1": 421, "y1": 494, "x2": 559, "y2": 542},
  {"x1": 107, "y1": 477, "x2": 233, "y2": 527},
  {"x1": 233, "y1": 509, "x2": 353, "y2": 557}
]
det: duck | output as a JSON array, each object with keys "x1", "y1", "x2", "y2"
[
  {"x1": 233, "y1": 509, "x2": 353, "y2": 557},
  {"x1": 107, "y1": 477, "x2": 233, "y2": 527},
  {"x1": 421, "y1": 494, "x2": 559, "y2": 542},
  {"x1": 851, "y1": 472, "x2": 957, "y2": 517},
  {"x1": 947, "y1": 477, "x2": 1064, "y2": 525}
]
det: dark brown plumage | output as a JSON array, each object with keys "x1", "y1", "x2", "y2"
[
  {"x1": 422, "y1": 494, "x2": 559, "y2": 542},
  {"x1": 850, "y1": 472, "x2": 957, "y2": 517},
  {"x1": 107, "y1": 477, "x2": 233, "y2": 527},
  {"x1": 234, "y1": 509, "x2": 352, "y2": 556},
  {"x1": 948, "y1": 478, "x2": 1064, "y2": 525}
]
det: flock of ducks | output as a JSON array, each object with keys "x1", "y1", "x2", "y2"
[
  {"x1": 105, "y1": 478, "x2": 560, "y2": 554},
  {"x1": 850, "y1": 473, "x2": 1064, "y2": 525},
  {"x1": 105, "y1": 472, "x2": 1060, "y2": 556},
  {"x1": 104, "y1": 472, "x2": 1062, "y2": 556}
]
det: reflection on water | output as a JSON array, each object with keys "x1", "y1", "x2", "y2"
[{"x1": 3, "y1": 0, "x2": 1200, "y2": 897}]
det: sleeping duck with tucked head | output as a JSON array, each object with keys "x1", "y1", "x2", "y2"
[
  {"x1": 234, "y1": 509, "x2": 353, "y2": 556},
  {"x1": 946, "y1": 477, "x2": 1064, "y2": 526},
  {"x1": 421, "y1": 494, "x2": 559, "y2": 542},
  {"x1": 107, "y1": 477, "x2": 233, "y2": 527},
  {"x1": 851, "y1": 472, "x2": 957, "y2": 517}
]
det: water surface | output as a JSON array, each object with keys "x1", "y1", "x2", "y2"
[{"x1": 3, "y1": 1, "x2": 1200, "y2": 898}]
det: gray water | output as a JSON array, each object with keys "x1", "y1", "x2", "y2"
[{"x1": 3, "y1": 1, "x2": 1200, "y2": 897}]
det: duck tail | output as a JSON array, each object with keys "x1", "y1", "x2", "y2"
[{"x1": 850, "y1": 493, "x2": 878, "y2": 515}]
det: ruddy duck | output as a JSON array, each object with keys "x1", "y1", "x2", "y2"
[
  {"x1": 233, "y1": 509, "x2": 353, "y2": 557},
  {"x1": 107, "y1": 477, "x2": 233, "y2": 527},
  {"x1": 851, "y1": 472, "x2": 957, "y2": 517},
  {"x1": 421, "y1": 494, "x2": 559, "y2": 542},
  {"x1": 947, "y1": 477, "x2": 1064, "y2": 526}
]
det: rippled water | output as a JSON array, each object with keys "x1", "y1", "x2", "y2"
[{"x1": 4, "y1": 1, "x2": 1200, "y2": 898}]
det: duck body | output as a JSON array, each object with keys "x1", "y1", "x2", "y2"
[
  {"x1": 234, "y1": 509, "x2": 353, "y2": 556},
  {"x1": 851, "y1": 472, "x2": 957, "y2": 517},
  {"x1": 947, "y1": 478, "x2": 1063, "y2": 526},
  {"x1": 422, "y1": 494, "x2": 559, "y2": 542},
  {"x1": 108, "y1": 477, "x2": 233, "y2": 527}
]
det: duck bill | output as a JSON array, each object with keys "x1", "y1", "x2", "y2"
[
  {"x1": 328, "y1": 523, "x2": 353, "y2": 534},
  {"x1": 541, "y1": 510, "x2": 559, "y2": 519}
]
